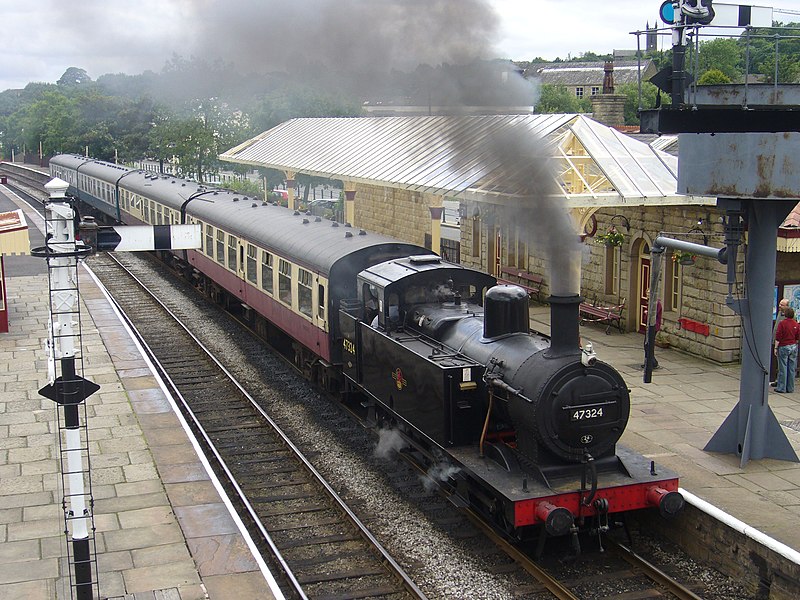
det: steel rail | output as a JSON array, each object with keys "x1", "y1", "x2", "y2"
[
  {"x1": 607, "y1": 538, "x2": 704, "y2": 600},
  {"x1": 91, "y1": 252, "x2": 428, "y2": 600}
]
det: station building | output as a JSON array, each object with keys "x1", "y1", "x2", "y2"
[{"x1": 220, "y1": 114, "x2": 798, "y2": 364}]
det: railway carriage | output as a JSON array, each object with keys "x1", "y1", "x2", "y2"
[{"x1": 49, "y1": 154, "x2": 683, "y2": 545}]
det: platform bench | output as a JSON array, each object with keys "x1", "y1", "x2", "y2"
[
  {"x1": 579, "y1": 299, "x2": 625, "y2": 334},
  {"x1": 496, "y1": 267, "x2": 544, "y2": 302}
]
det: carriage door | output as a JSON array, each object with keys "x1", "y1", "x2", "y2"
[{"x1": 638, "y1": 244, "x2": 651, "y2": 333}]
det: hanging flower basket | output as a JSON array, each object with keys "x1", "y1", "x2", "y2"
[
  {"x1": 673, "y1": 251, "x2": 696, "y2": 266},
  {"x1": 596, "y1": 227, "x2": 624, "y2": 248}
]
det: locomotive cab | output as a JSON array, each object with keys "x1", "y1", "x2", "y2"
[{"x1": 339, "y1": 255, "x2": 495, "y2": 446}]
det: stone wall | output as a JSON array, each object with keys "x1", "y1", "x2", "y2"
[
  {"x1": 582, "y1": 206, "x2": 743, "y2": 363},
  {"x1": 460, "y1": 203, "x2": 745, "y2": 363},
  {"x1": 632, "y1": 507, "x2": 800, "y2": 600},
  {"x1": 353, "y1": 183, "x2": 432, "y2": 248},
  {"x1": 350, "y1": 181, "x2": 800, "y2": 365}
]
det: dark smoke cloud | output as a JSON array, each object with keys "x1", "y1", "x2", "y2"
[
  {"x1": 187, "y1": 0, "x2": 500, "y2": 76},
  {"x1": 471, "y1": 129, "x2": 581, "y2": 296}
]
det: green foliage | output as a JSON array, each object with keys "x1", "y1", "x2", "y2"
[
  {"x1": 57, "y1": 67, "x2": 92, "y2": 87},
  {"x1": 740, "y1": 23, "x2": 800, "y2": 83},
  {"x1": 225, "y1": 177, "x2": 265, "y2": 198},
  {"x1": 617, "y1": 82, "x2": 660, "y2": 125},
  {"x1": 248, "y1": 84, "x2": 362, "y2": 135},
  {"x1": 698, "y1": 69, "x2": 732, "y2": 85},
  {"x1": 695, "y1": 38, "x2": 743, "y2": 83},
  {"x1": 596, "y1": 228, "x2": 624, "y2": 247},
  {"x1": 535, "y1": 84, "x2": 592, "y2": 114}
]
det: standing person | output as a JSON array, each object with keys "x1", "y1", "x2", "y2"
[
  {"x1": 771, "y1": 298, "x2": 789, "y2": 386},
  {"x1": 642, "y1": 298, "x2": 663, "y2": 369},
  {"x1": 774, "y1": 306, "x2": 800, "y2": 393}
]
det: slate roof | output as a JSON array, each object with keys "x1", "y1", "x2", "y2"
[{"x1": 525, "y1": 60, "x2": 655, "y2": 87}]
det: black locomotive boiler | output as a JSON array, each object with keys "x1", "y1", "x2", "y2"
[
  {"x1": 48, "y1": 153, "x2": 684, "y2": 544},
  {"x1": 341, "y1": 254, "x2": 683, "y2": 541}
]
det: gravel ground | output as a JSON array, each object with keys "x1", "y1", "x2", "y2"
[
  {"x1": 105, "y1": 252, "x2": 752, "y2": 599},
  {"x1": 110, "y1": 253, "x2": 527, "y2": 599}
]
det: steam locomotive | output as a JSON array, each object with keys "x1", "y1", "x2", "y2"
[{"x1": 49, "y1": 154, "x2": 683, "y2": 544}]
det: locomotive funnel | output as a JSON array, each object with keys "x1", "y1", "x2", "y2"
[{"x1": 546, "y1": 294, "x2": 581, "y2": 357}]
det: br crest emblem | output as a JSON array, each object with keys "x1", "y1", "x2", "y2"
[{"x1": 392, "y1": 368, "x2": 407, "y2": 390}]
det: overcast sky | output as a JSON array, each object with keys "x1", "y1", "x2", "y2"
[{"x1": 2, "y1": 1, "x2": 798, "y2": 92}]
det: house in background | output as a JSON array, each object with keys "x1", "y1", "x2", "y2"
[{"x1": 525, "y1": 59, "x2": 657, "y2": 102}]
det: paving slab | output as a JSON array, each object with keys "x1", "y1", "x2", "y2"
[{"x1": 0, "y1": 184, "x2": 280, "y2": 599}]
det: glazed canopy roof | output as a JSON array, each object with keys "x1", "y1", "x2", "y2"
[{"x1": 221, "y1": 114, "x2": 713, "y2": 208}]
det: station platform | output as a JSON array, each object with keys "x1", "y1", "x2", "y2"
[
  {"x1": 0, "y1": 190, "x2": 281, "y2": 598},
  {"x1": 3, "y1": 182, "x2": 800, "y2": 598}
]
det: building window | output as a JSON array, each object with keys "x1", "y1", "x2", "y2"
[
  {"x1": 298, "y1": 269, "x2": 313, "y2": 317},
  {"x1": 246, "y1": 244, "x2": 258, "y2": 284},
  {"x1": 261, "y1": 252, "x2": 273, "y2": 294},
  {"x1": 517, "y1": 239, "x2": 528, "y2": 271},
  {"x1": 576, "y1": 86, "x2": 584, "y2": 99},
  {"x1": 506, "y1": 227, "x2": 516, "y2": 266},
  {"x1": 591, "y1": 86, "x2": 600, "y2": 96},
  {"x1": 472, "y1": 218, "x2": 480, "y2": 259},
  {"x1": 227, "y1": 235, "x2": 238, "y2": 271},
  {"x1": 440, "y1": 238, "x2": 460, "y2": 263},
  {"x1": 278, "y1": 259, "x2": 292, "y2": 305},
  {"x1": 604, "y1": 245, "x2": 620, "y2": 295},
  {"x1": 216, "y1": 230, "x2": 225, "y2": 264},
  {"x1": 665, "y1": 254, "x2": 681, "y2": 311}
]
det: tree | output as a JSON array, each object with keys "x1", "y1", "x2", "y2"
[
  {"x1": 617, "y1": 82, "x2": 660, "y2": 125},
  {"x1": 535, "y1": 84, "x2": 591, "y2": 114},
  {"x1": 698, "y1": 69, "x2": 732, "y2": 85},
  {"x1": 695, "y1": 38, "x2": 743, "y2": 83},
  {"x1": 57, "y1": 67, "x2": 92, "y2": 87},
  {"x1": 741, "y1": 23, "x2": 800, "y2": 83}
]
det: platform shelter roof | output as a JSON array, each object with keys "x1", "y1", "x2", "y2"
[{"x1": 220, "y1": 114, "x2": 713, "y2": 208}]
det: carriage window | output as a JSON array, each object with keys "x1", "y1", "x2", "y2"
[
  {"x1": 278, "y1": 259, "x2": 292, "y2": 305},
  {"x1": 204, "y1": 224, "x2": 213, "y2": 257},
  {"x1": 149, "y1": 201, "x2": 156, "y2": 225},
  {"x1": 298, "y1": 269, "x2": 313, "y2": 317},
  {"x1": 216, "y1": 230, "x2": 225, "y2": 264},
  {"x1": 318, "y1": 284, "x2": 325, "y2": 321},
  {"x1": 227, "y1": 235, "x2": 238, "y2": 271},
  {"x1": 156, "y1": 204, "x2": 163, "y2": 225},
  {"x1": 261, "y1": 252, "x2": 274, "y2": 294},
  {"x1": 246, "y1": 245, "x2": 258, "y2": 284}
]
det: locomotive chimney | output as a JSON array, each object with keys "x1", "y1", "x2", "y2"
[{"x1": 545, "y1": 294, "x2": 581, "y2": 357}]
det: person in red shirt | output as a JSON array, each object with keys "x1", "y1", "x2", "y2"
[{"x1": 774, "y1": 306, "x2": 800, "y2": 393}]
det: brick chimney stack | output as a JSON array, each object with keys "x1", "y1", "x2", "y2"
[{"x1": 592, "y1": 61, "x2": 627, "y2": 127}]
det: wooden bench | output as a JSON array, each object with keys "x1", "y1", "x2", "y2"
[
  {"x1": 579, "y1": 298, "x2": 626, "y2": 334},
  {"x1": 496, "y1": 266, "x2": 544, "y2": 302}
]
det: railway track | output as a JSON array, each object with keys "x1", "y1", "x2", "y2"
[
  {"x1": 9, "y1": 167, "x2": 746, "y2": 598},
  {"x1": 84, "y1": 250, "x2": 735, "y2": 600},
  {"x1": 0, "y1": 162, "x2": 51, "y2": 192},
  {"x1": 85, "y1": 251, "x2": 426, "y2": 600}
]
